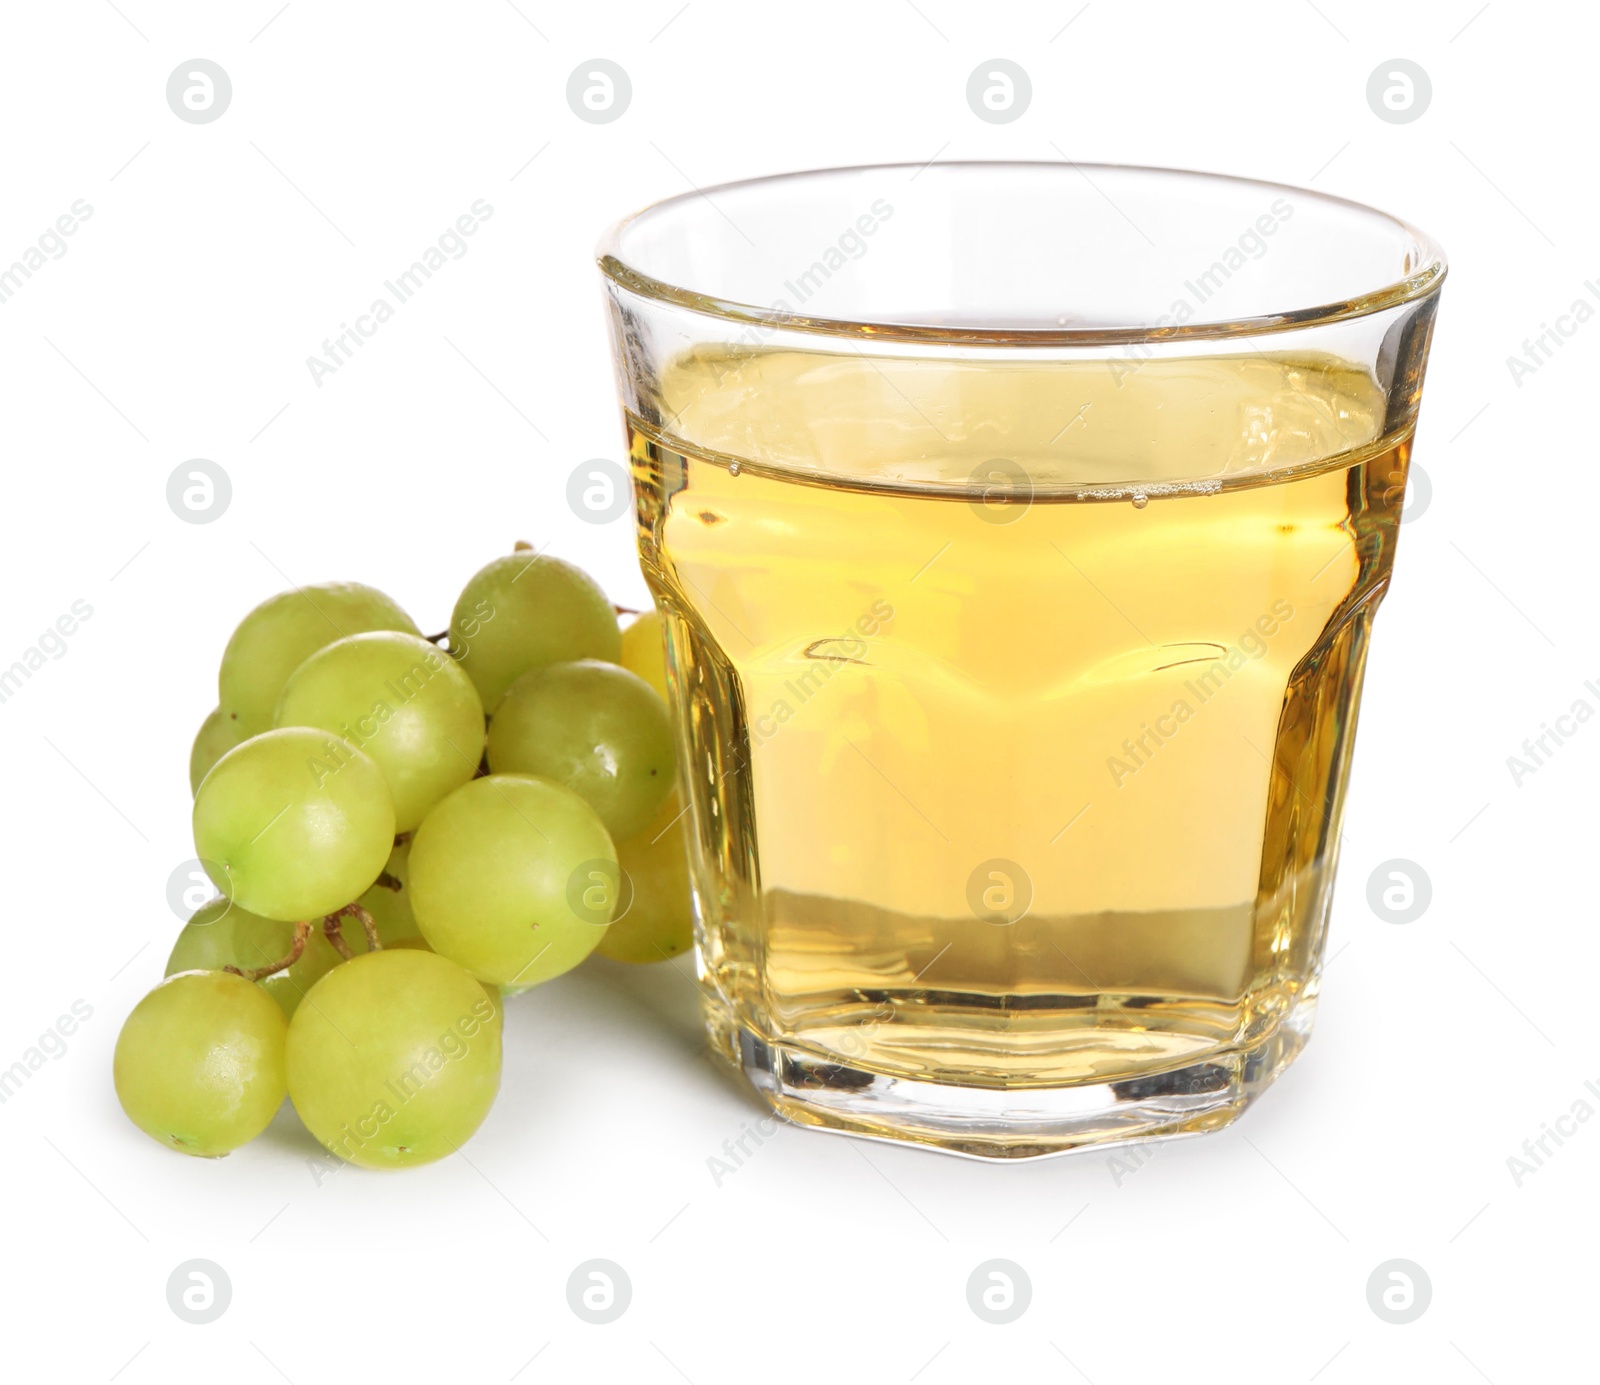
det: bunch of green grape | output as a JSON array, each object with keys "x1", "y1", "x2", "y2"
[{"x1": 116, "y1": 551, "x2": 694, "y2": 1169}]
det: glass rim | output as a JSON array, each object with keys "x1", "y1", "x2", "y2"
[{"x1": 596, "y1": 159, "x2": 1447, "y2": 347}]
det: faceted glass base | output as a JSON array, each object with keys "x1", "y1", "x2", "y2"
[{"x1": 706, "y1": 993, "x2": 1317, "y2": 1161}]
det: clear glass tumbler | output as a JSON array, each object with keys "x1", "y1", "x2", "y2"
[{"x1": 598, "y1": 163, "x2": 1444, "y2": 1159}]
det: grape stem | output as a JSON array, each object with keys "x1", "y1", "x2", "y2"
[
  {"x1": 220, "y1": 901, "x2": 384, "y2": 984},
  {"x1": 325, "y1": 902, "x2": 383, "y2": 955},
  {"x1": 349, "y1": 903, "x2": 381, "y2": 951},
  {"x1": 225, "y1": 918, "x2": 312, "y2": 981},
  {"x1": 373, "y1": 871, "x2": 403, "y2": 892},
  {"x1": 322, "y1": 913, "x2": 355, "y2": 960}
]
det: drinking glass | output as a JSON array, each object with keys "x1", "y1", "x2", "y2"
[{"x1": 597, "y1": 162, "x2": 1444, "y2": 1158}]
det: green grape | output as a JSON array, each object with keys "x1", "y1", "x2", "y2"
[
  {"x1": 285, "y1": 948, "x2": 501, "y2": 1169},
  {"x1": 165, "y1": 896, "x2": 372, "y2": 1018},
  {"x1": 387, "y1": 936, "x2": 503, "y2": 1027},
  {"x1": 597, "y1": 791, "x2": 695, "y2": 964},
  {"x1": 274, "y1": 631, "x2": 485, "y2": 832},
  {"x1": 409, "y1": 774, "x2": 616, "y2": 988},
  {"x1": 189, "y1": 707, "x2": 243, "y2": 794},
  {"x1": 449, "y1": 552, "x2": 619, "y2": 711},
  {"x1": 358, "y1": 840, "x2": 422, "y2": 946},
  {"x1": 619, "y1": 608, "x2": 670, "y2": 705},
  {"x1": 114, "y1": 971, "x2": 288, "y2": 1157},
  {"x1": 192, "y1": 727, "x2": 395, "y2": 921},
  {"x1": 486, "y1": 660, "x2": 674, "y2": 840},
  {"x1": 218, "y1": 581, "x2": 418, "y2": 738}
]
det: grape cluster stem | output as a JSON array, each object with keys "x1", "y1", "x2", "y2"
[
  {"x1": 222, "y1": 903, "x2": 382, "y2": 982},
  {"x1": 325, "y1": 902, "x2": 381, "y2": 956},
  {"x1": 225, "y1": 918, "x2": 312, "y2": 981}
]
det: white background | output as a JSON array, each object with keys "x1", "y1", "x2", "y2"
[{"x1": 0, "y1": 1, "x2": 1590, "y2": 1381}]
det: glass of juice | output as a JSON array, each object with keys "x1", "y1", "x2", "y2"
[{"x1": 597, "y1": 163, "x2": 1444, "y2": 1158}]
